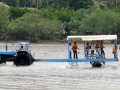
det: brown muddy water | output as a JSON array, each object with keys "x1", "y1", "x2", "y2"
[{"x1": 0, "y1": 43, "x2": 120, "y2": 90}]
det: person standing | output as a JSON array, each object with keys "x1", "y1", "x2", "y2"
[
  {"x1": 101, "y1": 41, "x2": 105, "y2": 59},
  {"x1": 95, "y1": 41, "x2": 99, "y2": 54},
  {"x1": 90, "y1": 41, "x2": 95, "y2": 59},
  {"x1": 112, "y1": 45, "x2": 117, "y2": 58},
  {"x1": 86, "y1": 42, "x2": 90, "y2": 54},
  {"x1": 72, "y1": 42, "x2": 78, "y2": 59}
]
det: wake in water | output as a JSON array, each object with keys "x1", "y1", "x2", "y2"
[{"x1": 0, "y1": 62, "x2": 120, "y2": 90}]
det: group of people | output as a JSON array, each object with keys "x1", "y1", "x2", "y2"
[
  {"x1": 69, "y1": 41, "x2": 106, "y2": 59},
  {"x1": 85, "y1": 41, "x2": 105, "y2": 59},
  {"x1": 69, "y1": 41, "x2": 119, "y2": 59},
  {"x1": 86, "y1": 41, "x2": 119, "y2": 59}
]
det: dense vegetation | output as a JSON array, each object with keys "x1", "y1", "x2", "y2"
[{"x1": 0, "y1": 0, "x2": 120, "y2": 42}]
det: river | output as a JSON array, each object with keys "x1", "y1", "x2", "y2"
[{"x1": 0, "y1": 43, "x2": 120, "y2": 90}]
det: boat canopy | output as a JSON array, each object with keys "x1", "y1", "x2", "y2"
[{"x1": 67, "y1": 35, "x2": 117, "y2": 41}]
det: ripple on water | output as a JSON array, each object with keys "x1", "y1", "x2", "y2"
[
  {"x1": 0, "y1": 43, "x2": 120, "y2": 90},
  {"x1": 0, "y1": 62, "x2": 120, "y2": 90}
]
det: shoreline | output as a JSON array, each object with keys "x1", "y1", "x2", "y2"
[{"x1": 0, "y1": 41, "x2": 67, "y2": 45}]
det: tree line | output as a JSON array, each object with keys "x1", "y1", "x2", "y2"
[
  {"x1": 0, "y1": 0, "x2": 120, "y2": 42},
  {"x1": 0, "y1": 0, "x2": 93, "y2": 9},
  {"x1": 0, "y1": 0, "x2": 120, "y2": 9}
]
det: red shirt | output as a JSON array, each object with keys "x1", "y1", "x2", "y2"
[{"x1": 72, "y1": 44, "x2": 77, "y2": 51}]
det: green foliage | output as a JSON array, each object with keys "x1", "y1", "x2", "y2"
[
  {"x1": 0, "y1": 5, "x2": 9, "y2": 39},
  {"x1": 39, "y1": 7, "x2": 58, "y2": 20},
  {"x1": 9, "y1": 7, "x2": 29, "y2": 20},
  {"x1": 0, "y1": 0, "x2": 120, "y2": 42},
  {"x1": 8, "y1": 13, "x2": 62, "y2": 42},
  {"x1": 0, "y1": 0, "x2": 16, "y2": 6},
  {"x1": 67, "y1": 9, "x2": 87, "y2": 35},
  {"x1": 0, "y1": 0, "x2": 94, "y2": 10},
  {"x1": 80, "y1": 8, "x2": 120, "y2": 34},
  {"x1": 39, "y1": 7, "x2": 73, "y2": 22},
  {"x1": 58, "y1": 8, "x2": 73, "y2": 22},
  {"x1": 93, "y1": 0, "x2": 120, "y2": 9},
  {"x1": 69, "y1": 0, "x2": 93, "y2": 10}
]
